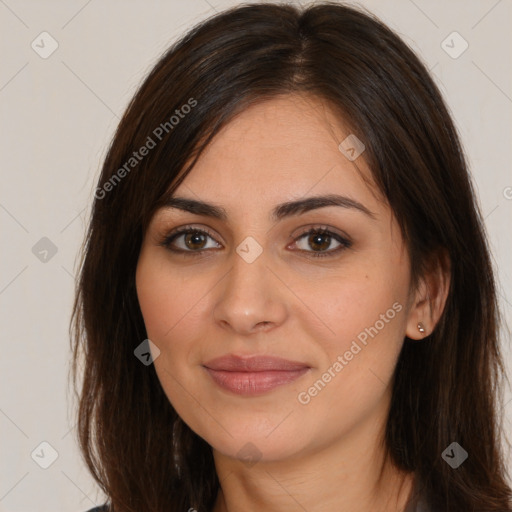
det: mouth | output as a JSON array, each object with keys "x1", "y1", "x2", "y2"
[{"x1": 202, "y1": 354, "x2": 311, "y2": 396}]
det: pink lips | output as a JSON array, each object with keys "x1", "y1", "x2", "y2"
[{"x1": 203, "y1": 355, "x2": 310, "y2": 396}]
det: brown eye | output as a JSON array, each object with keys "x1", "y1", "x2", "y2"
[
  {"x1": 292, "y1": 228, "x2": 351, "y2": 258},
  {"x1": 307, "y1": 232, "x2": 333, "y2": 252},
  {"x1": 183, "y1": 231, "x2": 208, "y2": 250},
  {"x1": 159, "y1": 227, "x2": 221, "y2": 254}
]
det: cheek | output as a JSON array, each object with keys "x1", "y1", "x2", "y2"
[
  {"x1": 135, "y1": 253, "x2": 209, "y2": 420},
  {"x1": 292, "y1": 263, "x2": 409, "y2": 410},
  {"x1": 136, "y1": 266, "x2": 171, "y2": 340},
  {"x1": 296, "y1": 262, "x2": 408, "y2": 355},
  {"x1": 135, "y1": 251, "x2": 218, "y2": 411},
  {"x1": 135, "y1": 252, "x2": 206, "y2": 344}
]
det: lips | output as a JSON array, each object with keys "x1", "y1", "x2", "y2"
[
  {"x1": 204, "y1": 354, "x2": 309, "y2": 372},
  {"x1": 203, "y1": 355, "x2": 310, "y2": 395}
]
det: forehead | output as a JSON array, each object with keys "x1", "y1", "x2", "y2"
[{"x1": 173, "y1": 94, "x2": 382, "y2": 213}]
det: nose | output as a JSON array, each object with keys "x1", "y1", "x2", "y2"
[{"x1": 212, "y1": 246, "x2": 288, "y2": 336}]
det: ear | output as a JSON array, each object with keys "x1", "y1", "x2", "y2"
[{"x1": 405, "y1": 248, "x2": 451, "y2": 340}]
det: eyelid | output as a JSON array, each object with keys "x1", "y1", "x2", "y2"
[{"x1": 289, "y1": 224, "x2": 351, "y2": 243}]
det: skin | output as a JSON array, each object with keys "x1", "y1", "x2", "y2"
[{"x1": 135, "y1": 94, "x2": 450, "y2": 512}]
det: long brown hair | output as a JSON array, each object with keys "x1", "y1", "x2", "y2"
[{"x1": 70, "y1": 2, "x2": 512, "y2": 511}]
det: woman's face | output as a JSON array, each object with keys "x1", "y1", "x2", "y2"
[{"x1": 136, "y1": 94, "x2": 421, "y2": 463}]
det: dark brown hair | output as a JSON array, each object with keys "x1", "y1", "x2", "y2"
[{"x1": 70, "y1": 2, "x2": 512, "y2": 511}]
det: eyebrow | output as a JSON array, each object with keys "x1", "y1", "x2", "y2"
[{"x1": 158, "y1": 193, "x2": 377, "y2": 222}]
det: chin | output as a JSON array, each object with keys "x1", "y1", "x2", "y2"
[{"x1": 189, "y1": 412, "x2": 314, "y2": 464}]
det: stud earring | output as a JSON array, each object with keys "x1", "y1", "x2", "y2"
[{"x1": 417, "y1": 322, "x2": 426, "y2": 334}]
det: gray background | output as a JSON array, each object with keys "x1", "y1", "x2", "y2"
[{"x1": 0, "y1": 0, "x2": 511, "y2": 510}]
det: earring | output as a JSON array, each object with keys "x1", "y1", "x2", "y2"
[{"x1": 417, "y1": 322, "x2": 426, "y2": 334}]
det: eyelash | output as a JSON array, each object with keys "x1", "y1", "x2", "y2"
[{"x1": 157, "y1": 224, "x2": 352, "y2": 259}]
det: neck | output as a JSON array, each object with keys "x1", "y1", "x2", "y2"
[{"x1": 210, "y1": 414, "x2": 415, "y2": 512}]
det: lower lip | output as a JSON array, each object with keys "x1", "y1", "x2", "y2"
[{"x1": 204, "y1": 367, "x2": 310, "y2": 396}]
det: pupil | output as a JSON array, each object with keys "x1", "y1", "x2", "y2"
[
  {"x1": 310, "y1": 233, "x2": 330, "y2": 251},
  {"x1": 186, "y1": 232, "x2": 206, "y2": 249}
]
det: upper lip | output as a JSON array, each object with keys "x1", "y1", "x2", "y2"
[{"x1": 203, "y1": 355, "x2": 310, "y2": 372}]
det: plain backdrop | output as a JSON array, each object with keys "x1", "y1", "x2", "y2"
[{"x1": 0, "y1": 0, "x2": 511, "y2": 510}]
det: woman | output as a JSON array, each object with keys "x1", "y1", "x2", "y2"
[{"x1": 71, "y1": 2, "x2": 512, "y2": 511}]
